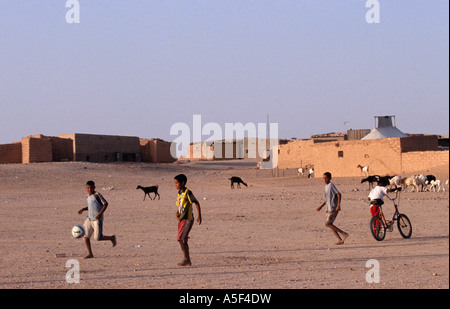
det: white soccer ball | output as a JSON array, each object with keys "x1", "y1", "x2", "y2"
[{"x1": 72, "y1": 225, "x2": 85, "y2": 238}]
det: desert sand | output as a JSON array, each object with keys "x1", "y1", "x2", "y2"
[{"x1": 0, "y1": 160, "x2": 448, "y2": 289}]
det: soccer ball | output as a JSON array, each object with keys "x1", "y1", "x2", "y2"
[{"x1": 72, "y1": 225, "x2": 85, "y2": 238}]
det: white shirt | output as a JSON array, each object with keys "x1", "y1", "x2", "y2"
[{"x1": 368, "y1": 186, "x2": 388, "y2": 201}]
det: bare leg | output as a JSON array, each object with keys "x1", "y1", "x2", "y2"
[
  {"x1": 326, "y1": 223, "x2": 349, "y2": 245},
  {"x1": 177, "y1": 240, "x2": 191, "y2": 266},
  {"x1": 83, "y1": 237, "x2": 94, "y2": 259},
  {"x1": 99, "y1": 235, "x2": 117, "y2": 247}
]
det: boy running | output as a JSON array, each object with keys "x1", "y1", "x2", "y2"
[{"x1": 317, "y1": 172, "x2": 349, "y2": 245}]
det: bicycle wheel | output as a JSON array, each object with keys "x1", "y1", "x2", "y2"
[
  {"x1": 370, "y1": 216, "x2": 386, "y2": 241},
  {"x1": 397, "y1": 214, "x2": 412, "y2": 239}
]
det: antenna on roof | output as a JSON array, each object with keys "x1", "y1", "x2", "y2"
[
  {"x1": 344, "y1": 121, "x2": 350, "y2": 131},
  {"x1": 266, "y1": 114, "x2": 270, "y2": 151}
]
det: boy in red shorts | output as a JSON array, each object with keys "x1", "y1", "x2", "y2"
[
  {"x1": 174, "y1": 174, "x2": 202, "y2": 266},
  {"x1": 368, "y1": 178, "x2": 400, "y2": 217}
]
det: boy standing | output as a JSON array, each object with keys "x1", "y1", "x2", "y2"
[
  {"x1": 317, "y1": 172, "x2": 349, "y2": 245},
  {"x1": 78, "y1": 180, "x2": 116, "y2": 259},
  {"x1": 174, "y1": 174, "x2": 202, "y2": 266}
]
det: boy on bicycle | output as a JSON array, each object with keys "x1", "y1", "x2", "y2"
[{"x1": 368, "y1": 178, "x2": 401, "y2": 217}]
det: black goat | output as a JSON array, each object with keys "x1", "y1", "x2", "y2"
[
  {"x1": 426, "y1": 175, "x2": 436, "y2": 183},
  {"x1": 361, "y1": 175, "x2": 380, "y2": 190},
  {"x1": 229, "y1": 177, "x2": 248, "y2": 189},
  {"x1": 361, "y1": 175, "x2": 392, "y2": 190},
  {"x1": 137, "y1": 185, "x2": 160, "y2": 200}
]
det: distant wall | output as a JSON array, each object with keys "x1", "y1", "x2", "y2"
[
  {"x1": 48, "y1": 136, "x2": 73, "y2": 162},
  {"x1": 140, "y1": 139, "x2": 176, "y2": 163},
  {"x1": 0, "y1": 142, "x2": 22, "y2": 164},
  {"x1": 400, "y1": 135, "x2": 438, "y2": 153},
  {"x1": 401, "y1": 150, "x2": 449, "y2": 173},
  {"x1": 277, "y1": 135, "x2": 446, "y2": 177},
  {"x1": 313, "y1": 138, "x2": 403, "y2": 177},
  {"x1": 21, "y1": 136, "x2": 53, "y2": 164},
  {"x1": 60, "y1": 133, "x2": 141, "y2": 162},
  {"x1": 277, "y1": 139, "x2": 317, "y2": 170}
]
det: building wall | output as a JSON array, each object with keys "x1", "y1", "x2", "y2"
[
  {"x1": 401, "y1": 150, "x2": 449, "y2": 173},
  {"x1": 140, "y1": 138, "x2": 177, "y2": 163},
  {"x1": 0, "y1": 142, "x2": 22, "y2": 164},
  {"x1": 48, "y1": 136, "x2": 73, "y2": 162},
  {"x1": 277, "y1": 139, "x2": 317, "y2": 170},
  {"x1": 21, "y1": 136, "x2": 53, "y2": 164},
  {"x1": 313, "y1": 138, "x2": 403, "y2": 177},
  {"x1": 187, "y1": 138, "x2": 281, "y2": 161},
  {"x1": 277, "y1": 135, "x2": 446, "y2": 177},
  {"x1": 186, "y1": 142, "x2": 213, "y2": 161},
  {"x1": 400, "y1": 135, "x2": 438, "y2": 152},
  {"x1": 59, "y1": 133, "x2": 141, "y2": 162}
]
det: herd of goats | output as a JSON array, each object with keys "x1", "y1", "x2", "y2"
[
  {"x1": 297, "y1": 165, "x2": 448, "y2": 193},
  {"x1": 361, "y1": 174, "x2": 447, "y2": 192},
  {"x1": 356, "y1": 165, "x2": 447, "y2": 192}
]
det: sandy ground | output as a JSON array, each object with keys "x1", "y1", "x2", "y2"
[{"x1": 0, "y1": 160, "x2": 448, "y2": 289}]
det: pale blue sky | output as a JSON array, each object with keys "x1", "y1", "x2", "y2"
[{"x1": 0, "y1": 1, "x2": 448, "y2": 144}]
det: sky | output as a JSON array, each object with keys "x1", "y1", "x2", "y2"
[{"x1": 0, "y1": 0, "x2": 448, "y2": 144}]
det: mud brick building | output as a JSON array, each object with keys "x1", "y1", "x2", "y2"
[
  {"x1": 277, "y1": 117, "x2": 449, "y2": 177},
  {"x1": 0, "y1": 133, "x2": 176, "y2": 164}
]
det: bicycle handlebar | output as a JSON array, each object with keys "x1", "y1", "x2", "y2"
[{"x1": 385, "y1": 189, "x2": 400, "y2": 201}]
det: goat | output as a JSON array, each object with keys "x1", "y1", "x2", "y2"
[
  {"x1": 404, "y1": 175, "x2": 427, "y2": 192},
  {"x1": 229, "y1": 177, "x2": 248, "y2": 189},
  {"x1": 422, "y1": 175, "x2": 436, "y2": 191},
  {"x1": 307, "y1": 167, "x2": 314, "y2": 179},
  {"x1": 415, "y1": 174, "x2": 427, "y2": 192},
  {"x1": 429, "y1": 179, "x2": 445, "y2": 192},
  {"x1": 426, "y1": 175, "x2": 436, "y2": 183},
  {"x1": 404, "y1": 176, "x2": 419, "y2": 192},
  {"x1": 389, "y1": 175, "x2": 402, "y2": 189},
  {"x1": 136, "y1": 185, "x2": 160, "y2": 200},
  {"x1": 357, "y1": 165, "x2": 369, "y2": 177},
  {"x1": 361, "y1": 175, "x2": 380, "y2": 190},
  {"x1": 297, "y1": 167, "x2": 304, "y2": 177}
]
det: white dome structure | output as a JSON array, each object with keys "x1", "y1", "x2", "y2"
[{"x1": 361, "y1": 115, "x2": 407, "y2": 140}]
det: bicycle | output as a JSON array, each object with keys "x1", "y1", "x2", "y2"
[{"x1": 369, "y1": 188, "x2": 412, "y2": 241}]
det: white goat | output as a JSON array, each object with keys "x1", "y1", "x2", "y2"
[
  {"x1": 389, "y1": 175, "x2": 402, "y2": 189},
  {"x1": 357, "y1": 165, "x2": 369, "y2": 177},
  {"x1": 308, "y1": 167, "x2": 315, "y2": 178},
  {"x1": 297, "y1": 167, "x2": 304, "y2": 176},
  {"x1": 430, "y1": 179, "x2": 445, "y2": 192},
  {"x1": 404, "y1": 175, "x2": 420, "y2": 192},
  {"x1": 415, "y1": 174, "x2": 427, "y2": 192}
]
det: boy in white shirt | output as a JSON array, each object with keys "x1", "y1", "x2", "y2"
[{"x1": 368, "y1": 178, "x2": 400, "y2": 217}]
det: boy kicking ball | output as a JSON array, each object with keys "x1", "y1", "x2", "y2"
[{"x1": 78, "y1": 180, "x2": 116, "y2": 258}]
